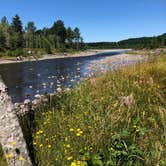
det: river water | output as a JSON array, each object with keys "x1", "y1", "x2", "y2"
[{"x1": 0, "y1": 51, "x2": 125, "y2": 103}]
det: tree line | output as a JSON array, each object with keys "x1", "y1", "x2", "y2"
[
  {"x1": 0, "y1": 15, "x2": 85, "y2": 56},
  {"x1": 87, "y1": 33, "x2": 166, "y2": 49}
]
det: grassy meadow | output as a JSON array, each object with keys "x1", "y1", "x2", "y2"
[{"x1": 1, "y1": 52, "x2": 166, "y2": 166}]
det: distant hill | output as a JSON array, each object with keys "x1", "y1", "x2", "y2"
[{"x1": 86, "y1": 33, "x2": 166, "y2": 49}]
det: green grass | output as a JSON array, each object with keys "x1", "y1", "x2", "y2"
[
  {"x1": 1, "y1": 54, "x2": 166, "y2": 166},
  {"x1": 31, "y1": 55, "x2": 166, "y2": 165},
  {"x1": 0, "y1": 144, "x2": 7, "y2": 166}
]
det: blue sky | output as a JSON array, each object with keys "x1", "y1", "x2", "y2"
[{"x1": 0, "y1": 0, "x2": 166, "y2": 42}]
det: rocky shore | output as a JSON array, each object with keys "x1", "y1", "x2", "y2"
[{"x1": 0, "y1": 49, "x2": 130, "y2": 65}]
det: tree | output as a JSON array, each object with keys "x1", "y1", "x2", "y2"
[
  {"x1": 0, "y1": 28, "x2": 6, "y2": 51},
  {"x1": 0, "y1": 16, "x2": 10, "y2": 49},
  {"x1": 10, "y1": 14, "x2": 23, "y2": 49},
  {"x1": 66, "y1": 27, "x2": 74, "y2": 48},
  {"x1": 51, "y1": 20, "x2": 67, "y2": 48},
  {"x1": 25, "y1": 21, "x2": 36, "y2": 48},
  {"x1": 73, "y1": 27, "x2": 81, "y2": 50}
]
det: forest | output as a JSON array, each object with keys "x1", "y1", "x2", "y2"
[
  {"x1": 0, "y1": 14, "x2": 165, "y2": 58},
  {"x1": 87, "y1": 33, "x2": 166, "y2": 49},
  {"x1": 0, "y1": 15, "x2": 85, "y2": 57}
]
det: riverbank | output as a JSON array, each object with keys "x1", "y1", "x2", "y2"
[
  {"x1": 1, "y1": 51, "x2": 166, "y2": 165},
  {"x1": 29, "y1": 54, "x2": 166, "y2": 165},
  {"x1": 0, "y1": 49, "x2": 130, "y2": 65}
]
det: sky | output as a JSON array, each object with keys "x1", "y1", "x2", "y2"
[{"x1": 0, "y1": 0, "x2": 166, "y2": 42}]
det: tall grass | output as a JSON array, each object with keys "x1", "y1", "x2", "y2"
[
  {"x1": 32, "y1": 55, "x2": 166, "y2": 165},
  {"x1": 1, "y1": 55, "x2": 166, "y2": 166}
]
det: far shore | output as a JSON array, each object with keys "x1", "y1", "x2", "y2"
[{"x1": 0, "y1": 49, "x2": 131, "y2": 65}]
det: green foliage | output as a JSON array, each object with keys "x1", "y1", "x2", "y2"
[
  {"x1": 87, "y1": 33, "x2": 166, "y2": 49},
  {"x1": 5, "y1": 48, "x2": 24, "y2": 57},
  {"x1": 25, "y1": 21, "x2": 36, "y2": 48},
  {"x1": 9, "y1": 55, "x2": 165, "y2": 165},
  {"x1": 0, "y1": 144, "x2": 7, "y2": 166},
  {"x1": 10, "y1": 14, "x2": 23, "y2": 49},
  {"x1": 0, "y1": 28, "x2": 6, "y2": 51},
  {"x1": 0, "y1": 15, "x2": 85, "y2": 56}
]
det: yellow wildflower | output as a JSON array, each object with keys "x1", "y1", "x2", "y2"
[
  {"x1": 76, "y1": 133, "x2": 81, "y2": 137},
  {"x1": 43, "y1": 121, "x2": 47, "y2": 125},
  {"x1": 6, "y1": 154, "x2": 11, "y2": 159},
  {"x1": 71, "y1": 161, "x2": 77, "y2": 166},
  {"x1": 65, "y1": 137, "x2": 68, "y2": 141},
  {"x1": 77, "y1": 161, "x2": 81, "y2": 164},
  {"x1": 71, "y1": 160, "x2": 85, "y2": 166},
  {"x1": 11, "y1": 141, "x2": 17, "y2": 146},
  {"x1": 18, "y1": 156, "x2": 25, "y2": 161},
  {"x1": 67, "y1": 156, "x2": 73, "y2": 161},
  {"x1": 33, "y1": 142, "x2": 37, "y2": 145},
  {"x1": 77, "y1": 128, "x2": 81, "y2": 132},
  {"x1": 69, "y1": 128, "x2": 74, "y2": 132},
  {"x1": 39, "y1": 144, "x2": 43, "y2": 148},
  {"x1": 133, "y1": 125, "x2": 137, "y2": 128},
  {"x1": 66, "y1": 144, "x2": 71, "y2": 148},
  {"x1": 48, "y1": 145, "x2": 52, "y2": 148},
  {"x1": 79, "y1": 131, "x2": 83, "y2": 134}
]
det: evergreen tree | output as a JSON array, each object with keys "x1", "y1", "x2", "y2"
[
  {"x1": 0, "y1": 28, "x2": 6, "y2": 51},
  {"x1": 73, "y1": 27, "x2": 81, "y2": 50},
  {"x1": 66, "y1": 27, "x2": 74, "y2": 48},
  {"x1": 25, "y1": 21, "x2": 36, "y2": 48},
  {"x1": 51, "y1": 20, "x2": 67, "y2": 48},
  {"x1": 10, "y1": 14, "x2": 23, "y2": 49},
  {"x1": 0, "y1": 16, "x2": 10, "y2": 49}
]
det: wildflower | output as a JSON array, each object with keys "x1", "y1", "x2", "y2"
[
  {"x1": 109, "y1": 147, "x2": 114, "y2": 151},
  {"x1": 76, "y1": 133, "x2": 81, "y2": 137},
  {"x1": 18, "y1": 156, "x2": 25, "y2": 161},
  {"x1": 77, "y1": 161, "x2": 82, "y2": 165},
  {"x1": 11, "y1": 141, "x2": 17, "y2": 146},
  {"x1": 67, "y1": 156, "x2": 73, "y2": 161},
  {"x1": 77, "y1": 128, "x2": 81, "y2": 132},
  {"x1": 66, "y1": 144, "x2": 71, "y2": 148},
  {"x1": 79, "y1": 131, "x2": 83, "y2": 134},
  {"x1": 33, "y1": 142, "x2": 37, "y2": 145},
  {"x1": 71, "y1": 161, "x2": 77, "y2": 166},
  {"x1": 69, "y1": 128, "x2": 74, "y2": 132},
  {"x1": 133, "y1": 125, "x2": 137, "y2": 128},
  {"x1": 39, "y1": 130, "x2": 44, "y2": 134},
  {"x1": 65, "y1": 137, "x2": 68, "y2": 141},
  {"x1": 39, "y1": 144, "x2": 43, "y2": 148},
  {"x1": 6, "y1": 154, "x2": 11, "y2": 159},
  {"x1": 36, "y1": 130, "x2": 44, "y2": 135},
  {"x1": 71, "y1": 160, "x2": 85, "y2": 166},
  {"x1": 48, "y1": 145, "x2": 52, "y2": 148}
]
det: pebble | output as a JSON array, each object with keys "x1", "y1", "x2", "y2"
[
  {"x1": 24, "y1": 99, "x2": 31, "y2": 105},
  {"x1": 57, "y1": 87, "x2": 62, "y2": 92},
  {"x1": 35, "y1": 94, "x2": 41, "y2": 99}
]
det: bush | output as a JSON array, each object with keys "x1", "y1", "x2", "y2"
[
  {"x1": 5, "y1": 48, "x2": 24, "y2": 57},
  {"x1": 13, "y1": 48, "x2": 24, "y2": 57}
]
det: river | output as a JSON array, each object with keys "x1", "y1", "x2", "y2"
[{"x1": 0, "y1": 51, "x2": 125, "y2": 103}]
